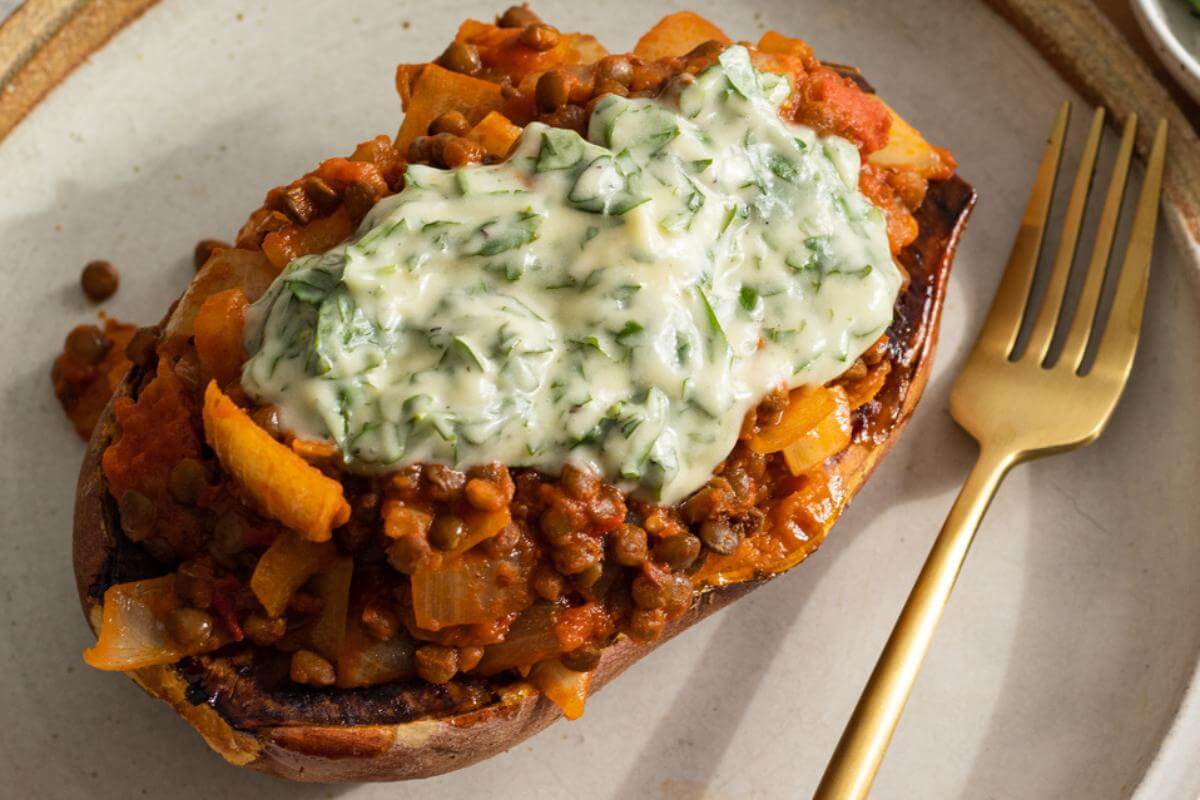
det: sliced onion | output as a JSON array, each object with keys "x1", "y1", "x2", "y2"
[
  {"x1": 781, "y1": 387, "x2": 851, "y2": 475},
  {"x1": 475, "y1": 603, "x2": 561, "y2": 675},
  {"x1": 336, "y1": 617, "x2": 417, "y2": 688},
  {"x1": 309, "y1": 556, "x2": 354, "y2": 661},
  {"x1": 411, "y1": 544, "x2": 532, "y2": 631},
  {"x1": 84, "y1": 576, "x2": 223, "y2": 670}
]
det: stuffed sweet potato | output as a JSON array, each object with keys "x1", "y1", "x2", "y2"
[{"x1": 72, "y1": 7, "x2": 973, "y2": 782}]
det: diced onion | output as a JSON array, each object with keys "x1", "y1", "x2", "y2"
[{"x1": 411, "y1": 546, "x2": 531, "y2": 631}]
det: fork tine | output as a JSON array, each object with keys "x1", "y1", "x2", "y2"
[
  {"x1": 977, "y1": 102, "x2": 1070, "y2": 358},
  {"x1": 1024, "y1": 107, "x2": 1106, "y2": 364},
  {"x1": 1091, "y1": 118, "x2": 1168, "y2": 381},
  {"x1": 1058, "y1": 113, "x2": 1138, "y2": 372}
]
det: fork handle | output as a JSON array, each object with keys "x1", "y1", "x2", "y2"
[{"x1": 814, "y1": 446, "x2": 1015, "y2": 800}]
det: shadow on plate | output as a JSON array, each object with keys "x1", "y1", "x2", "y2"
[{"x1": 1, "y1": 111, "x2": 353, "y2": 800}]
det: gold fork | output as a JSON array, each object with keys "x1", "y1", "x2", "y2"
[{"x1": 815, "y1": 103, "x2": 1168, "y2": 800}]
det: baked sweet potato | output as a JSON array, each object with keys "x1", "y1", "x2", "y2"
[{"x1": 71, "y1": 8, "x2": 974, "y2": 782}]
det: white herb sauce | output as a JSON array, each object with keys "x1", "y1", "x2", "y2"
[{"x1": 241, "y1": 47, "x2": 899, "y2": 503}]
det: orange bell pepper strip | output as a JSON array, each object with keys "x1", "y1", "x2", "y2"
[
  {"x1": 394, "y1": 64, "x2": 506, "y2": 153},
  {"x1": 193, "y1": 288, "x2": 249, "y2": 387},
  {"x1": 466, "y1": 111, "x2": 524, "y2": 160},
  {"x1": 749, "y1": 385, "x2": 840, "y2": 454},
  {"x1": 202, "y1": 381, "x2": 350, "y2": 541},
  {"x1": 781, "y1": 389, "x2": 852, "y2": 476},
  {"x1": 634, "y1": 12, "x2": 731, "y2": 60}
]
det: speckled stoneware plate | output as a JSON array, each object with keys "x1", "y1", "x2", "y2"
[
  {"x1": 1134, "y1": 0, "x2": 1200, "y2": 104},
  {"x1": 2, "y1": 1, "x2": 1199, "y2": 798}
]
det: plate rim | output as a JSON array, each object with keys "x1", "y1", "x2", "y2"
[
  {"x1": 1131, "y1": 0, "x2": 1200, "y2": 101},
  {"x1": 2, "y1": 1, "x2": 1197, "y2": 796}
]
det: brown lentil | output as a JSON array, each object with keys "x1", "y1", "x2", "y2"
[
  {"x1": 250, "y1": 404, "x2": 283, "y2": 439},
  {"x1": 498, "y1": 4, "x2": 540, "y2": 27},
  {"x1": 519, "y1": 23, "x2": 560, "y2": 51},
  {"x1": 482, "y1": 523, "x2": 521, "y2": 558},
  {"x1": 80, "y1": 260, "x2": 119, "y2": 301},
  {"x1": 124, "y1": 326, "x2": 160, "y2": 367},
  {"x1": 301, "y1": 176, "x2": 341, "y2": 213},
  {"x1": 594, "y1": 80, "x2": 630, "y2": 98},
  {"x1": 428, "y1": 513, "x2": 465, "y2": 551},
  {"x1": 168, "y1": 458, "x2": 205, "y2": 505},
  {"x1": 342, "y1": 182, "x2": 376, "y2": 224},
  {"x1": 610, "y1": 524, "x2": 649, "y2": 567},
  {"x1": 537, "y1": 103, "x2": 587, "y2": 133},
  {"x1": 572, "y1": 561, "x2": 603, "y2": 589},
  {"x1": 361, "y1": 601, "x2": 399, "y2": 640},
  {"x1": 174, "y1": 561, "x2": 214, "y2": 609},
  {"x1": 653, "y1": 533, "x2": 701, "y2": 571},
  {"x1": 538, "y1": 507, "x2": 575, "y2": 546},
  {"x1": 561, "y1": 643, "x2": 602, "y2": 672},
  {"x1": 118, "y1": 489, "x2": 156, "y2": 536},
  {"x1": 629, "y1": 607, "x2": 667, "y2": 642},
  {"x1": 561, "y1": 463, "x2": 600, "y2": 501},
  {"x1": 425, "y1": 464, "x2": 466, "y2": 502},
  {"x1": 407, "y1": 135, "x2": 435, "y2": 165},
  {"x1": 667, "y1": 574, "x2": 694, "y2": 614},
  {"x1": 589, "y1": 485, "x2": 625, "y2": 525},
  {"x1": 166, "y1": 607, "x2": 214, "y2": 647},
  {"x1": 458, "y1": 646, "x2": 485, "y2": 672},
  {"x1": 437, "y1": 41, "x2": 481, "y2": 75},
  {"x1": 631, "y1": 573, "x2": 668, "y2": 609},
  {"x1": 210, "y1": 512, "x2": 246, "y2": 555},
  {"x1": 532, "y1": 564, "x2": 566, "y2": 601},
  {"x1": 441, "y1": 136, "x2": 485, "y2": 168},
  {"x1": 415, "y1": 645, "x2": 459, "y2": 684},
  {"x1": 536, "y1": 69, "x2": 571, "y2": 112},
  {"x1": 193, "y1": 238, "x2": 229, "y2": 270},
  {"x1": 596, "y1": 55, "x2": 634, "y2": 86},
  {"x1": 255, "y1": 210, "x2": 290, "y2": 235},
  {"x1": 243, "y1": 613, "x2": 287, "y2": 646},
  {"x1": 429, "y1": 110, "x2": 470, "y2": 136},
  {"x1": 291, "y1": 649, "x2": 336, "y2": 687},
  {"x1": 387, "y1": 535, "x2": 432, "y2": 574},
  {"x1": 552, "y1": 532, "x2": 602, "y2": 575},
  {"x1": 757, "y1": 387, "x2": 789, "y2": 430},
  {"x1": 65, "y1": 325, "x2": 109, "y2": 365},
  {"x1": 277, "y1": 184, "x2": 314, "y2": 224},
  {"x1": 698, "y1": 519, "x2": 741, "y2": 555},
  {"x1": 465, "y1": 478, "x2": 507, "y2": 511}
]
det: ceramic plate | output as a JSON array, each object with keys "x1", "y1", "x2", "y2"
[
  {"x1": 2, "y1": 1, "x2": 1199, "y2": 797},
  {"x1": 1133, "y1": 0, "x2": 1200, "y2": 104}
]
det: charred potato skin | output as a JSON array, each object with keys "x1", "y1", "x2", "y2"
[{"x1": 71, "y1": 76, "x2": 975, "y2": 781}]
